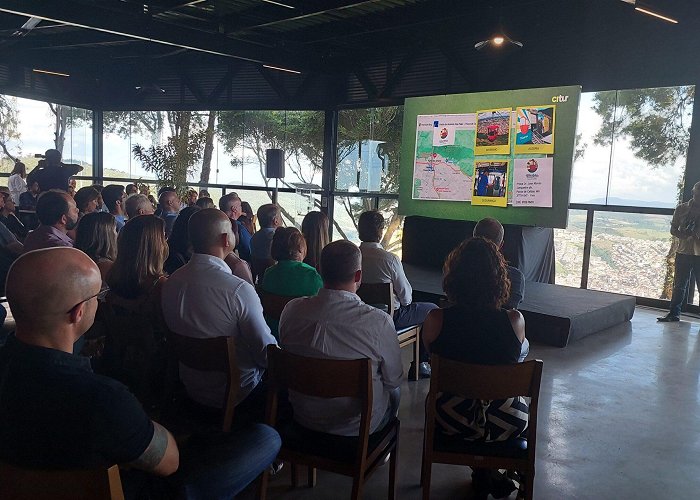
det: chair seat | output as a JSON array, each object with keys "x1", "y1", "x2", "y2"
[
  {"x1": 433, "y1": 432, "x2": 528, "y2": 460},
  {"x1": 279, "y1": 417, "x2": 398, "y2": 464},
  {"x1": 396, "y1": 325, "x2": 418, "y2": 336}
]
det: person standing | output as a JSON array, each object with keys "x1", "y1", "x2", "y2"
[
  {"x1": 659, "y1": 182, "x2": 700, "y2": 322},
  {"x1": 8, "y1": 161, "x2": 27, "y2": 205}
]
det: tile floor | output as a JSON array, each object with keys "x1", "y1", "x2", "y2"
[{"x1": 245, "y1": 306, "x2": 700, "y2": 499}]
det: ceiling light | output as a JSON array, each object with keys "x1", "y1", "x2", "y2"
[
  {"x1": 262, "y1": 0, "x2": 295, "y2": 8},
  {"x1": 492, "y1": 36, "x2": 505, "y2": 45},
  {"x1": 635, "y1": 6, "x2": 678, "y2": 23},
  {"x1": 32, "y1": 68, "x2": 70, "y2": 77},
  {"x1": 263, "y1": 64, "x2": 301, "y2": 74}
]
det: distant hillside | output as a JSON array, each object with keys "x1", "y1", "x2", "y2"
[{"x1": 583, "y1": 197, "x2": 676, "y2": 209}]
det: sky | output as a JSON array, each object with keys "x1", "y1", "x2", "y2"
[{"x1": 3, "y1": 91, "x2": 689, "y2": 209}]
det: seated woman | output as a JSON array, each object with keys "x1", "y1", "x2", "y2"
[
  {"x1": 301, "y1": 211, "x2": 329, "y2": 272},
  {"x1": 422, "y1": 237, "x2": 529, "y2": 496},
  {"x1": 102, "y1": 215, "x2": 171, "y2": 408},
  {"x1": 164, "y1": 205, "x2": 201, "y2": 275},
  {"x1": 74, "y1": 211, "x2": 117, "y2": 287},
  {"x1": 0, "y1": 192, "x2": 28, "y2": 240},
  {"x1": 224, "y1": 219, "x2": 254, "y2": 284},
  {"x1": 261, "y1": 227, "x2": 323, "y2": 337}
]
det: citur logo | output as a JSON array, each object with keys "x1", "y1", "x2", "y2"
[{"x1": 552, "y1": 95, "x2": 569, "y2": 103}]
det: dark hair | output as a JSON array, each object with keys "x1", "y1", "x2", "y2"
[
  {"x1": 157, "y1": 186, "x2": 176, "y2": 198},
  {"x1": 238, "y1": 201, "x2": 255, "y2": 235},
  {"x1": 271, "y1": 227, "x2": 306, "y2": 261},
  {"x1": 74, "y1": 186, "x2": 100, "y2": 213},
  {"x1": 167, "y1": 206, "x2": 201, "y2": 259},
  {"x1": 36, "y1": 190, "x2": 70, "y2": 225},
  {"x1": 320, "y1": 240, "x2": 360, "y2": 285},
  {"x1": 101, "y1": 184, "x2": 125, "y2": 212},
  {"x1": 257, "y1": 204, "x2": 279, "y2": 228},
  {"x1": 195, "y1": 197, "x2": 215, "y2": 209},
  {"x1": 301, "y1": 211, "x2": 329, "y2": 271},
  {"x1": 442, "y1": 237, "x2": 511, "y2": 309},
  {"x1": 11, "y1": 162, "x2": 26, "y2": 177},
  {"x1": 125, "y1": 183, "x2": 138, "y2": 195},
  {"x1": 75, "y1": 212, "x2": 117, "y2": 263},
  {"x1": 106, "y1": 215, "x2": 168, "y2": 299},
  {"x1": 358, "y1": 210, "x2": 384, "y2": 242}
]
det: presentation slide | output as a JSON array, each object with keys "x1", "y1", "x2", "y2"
[{"x1": 398, "y1": 85, "x2": 581, "y2": 229}]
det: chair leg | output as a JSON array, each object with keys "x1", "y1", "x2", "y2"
[
  {"x1": 525, "y1": 469, "x2": 534, "y2": 500},
  {"x1": 420, "y1": 454, "x2": 431, "y2": 499},
  {"x1": 413, "y1": 337, "x2": 420, "y2": 381},
  {"x1": 291, "y1": 463, "x2": 299, "y2": 488},
  {"x1": 351, "y1": 474, "x2": 365, "y2": 500},
  {"x1": 256, "y1": 470, "x2": 269, "y2": 500},
  {"x1": 388, "y1": 441, "x2": 399, "y2": 500},
  {"x1": 307, "y1": 467, "x2": 317, "y2": 487}
]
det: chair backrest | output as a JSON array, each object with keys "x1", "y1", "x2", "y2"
[
  {"x1": 171, "y1": 333, "x2": 239, "y2": 432},
  {"x1": 251, "y1": 257, "x2": 276, "y2": 284},
  {"x1": 0, "y1": 463, "x2": 125, "y2": 500},
  {"x1": 257, "y1": 287, "x2": 298, "y2": 321},
  {"x1": 427, "y1": 355, "x2": 543, "y2": 461},
  {"x1": 356, "y1": 282, "x2": 394, "y2": 316},
  {"x1": 265, "y1": 345, "x2": 374, "y2": 458}
]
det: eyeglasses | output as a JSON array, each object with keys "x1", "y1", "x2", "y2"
[{"x1": 65, "y1": 291, "x2": 101, "y2": 314}]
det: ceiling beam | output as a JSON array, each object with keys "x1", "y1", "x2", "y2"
[
  {"x1": 258, "y1": 66, "x2": 289, "y2": 102},
  {"x1": 0, "y1": 0, "x2": 311, "y2": 69}
]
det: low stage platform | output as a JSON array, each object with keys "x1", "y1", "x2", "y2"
[{"x1": 404, "y1": 264, "x2": 636, "y2": 347}]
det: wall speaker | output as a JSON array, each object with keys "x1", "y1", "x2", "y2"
[{"x1": 266, "y1": 149, "x2": 285, "y2": 178}]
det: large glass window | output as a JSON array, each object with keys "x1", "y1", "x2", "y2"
[{"x1": 553, "y1": 209, "x2": 587, "y2": 287}]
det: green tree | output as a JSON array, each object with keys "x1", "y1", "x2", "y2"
[{"x1": 0, "y1": 95, "x2": 19, "y2": 163}]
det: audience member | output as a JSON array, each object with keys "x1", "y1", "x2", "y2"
[
  {"x1": 186, "y1": 189, "x2": 198, "y2": 207},
  {"x1": 251, "y1": 203, "x2": 281, "y2": 261},
  {"x1": 23, "y1": 191, "x2": 78, "y2": 252},
  {"x1": 102, "y1": 184, "x2": 127, "y2": 231},
  {"x1": 125, "y1": 183, "x2": 138, "y2": 196},
  {"x1": 30, "y1": 149, "x2": 83, "y2": 192},
  {"x1": 473, "y1": 217, "x2": 525, "y2": 309},
  {"x1": 103, "y1": 215, "x2": 170, "y2": 405},
  {"x1": 219, "y1": 192, "x2": 252, "y2": 261},
  {"x1": 239, "y1": 201, "x2": 256, "y2": 236},
  {"x1": 159, "y1": 188, "x2": 180, "y2": 238},
  {"x1": 199, "y1": 189, "x2": 211, "y2": 198},
  {"x1": 162, "y1": 208, "x2": 276, "y2": 414},
  {"x1": 422, "y1": 237, "x2": 529, "y2": 497},
  {"x1": 195, "y1": 197, "x2": 215, "y2": 209},
  {"x1": 358, "y1": 210, "x2": 437, "y2": 378},
  {"x1": 8, "y1": 161, "x2": 26, "y2": 205},
  {"x1": 125, "y1": 194, "x2": 155, "y2": 220},
  {"x1": 0, "y1": 192, "x2": 28, "y2": 240},
  {"x1": 74, "y1": 186, "x2": 101, "y2": 216},
  {"x1": 92, "y1": 184, "x2": 106, "y2": 212},
  {"x1": 74, "y1": 211, "x2": 117, "y2": 285},
  {"x1": 141, "y1": 185, "x2": 152, "y2": 197},
  {"x1": 279, "y1": 240, "x2": 402, "y2": 436},
  {"x1": 224, "y1": 219, "x2": 254, "y2": 284},
  {"x1": 148, "y1": 194, "x2": 158, "y2": 211},
  {"x1": 261, "y1": 227, "x2": 322, "y2": 337},
  {"x1": 0, "y1": 248, "x2": 280, "y2": 499},
  {"x1": 0, "y1": 194, "x2": 23, "y2": 257},
  {"x1": 301, "y1": 210, "x2": 329, "y2": 272},
  {"x1": 164, "y1": 206, "x2": 201, "y2": 275},
  {"x1": 19, "y1": 178, "x2": 40, "y2": 211}
]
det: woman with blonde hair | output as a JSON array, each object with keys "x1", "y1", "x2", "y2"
[
  {"x1": 301, "y1": 210, "x2": 329, "y2": 271},
  {"x1": 103, "y1": 215, "x2": 170, "y2": 406},
  {"x1": 74, "y1": 211, "x2": 117, "y2": 284}
]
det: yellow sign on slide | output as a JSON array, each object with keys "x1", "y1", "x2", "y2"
[
  {"x1": 475, "y1": 108, "x2": 512, "y2": 155},
  {"x1": 472, "y1": 160, "x2": 509, "y2": 207}
]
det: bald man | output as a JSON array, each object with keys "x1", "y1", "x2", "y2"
[
  {"x1": 0, "y1": 248, "x2": 179, "y2": 477},
  {"x1": 159, "y1": 189, "x2": 180, "y2": 238},
  {"x1": 162, "y1": 208, "x2": 276, "y2": 412},
  {"x1": 473, "y1": 217, "x2": 525, "y2": 309}
]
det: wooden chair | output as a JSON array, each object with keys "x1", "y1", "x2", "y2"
[
  {"x1": 421, "y1": 356, "x2": 544, "y2": 500},
  {"x1": 0, "y1": 463, "x2": 124, "y2": 500},
  {"x1": 257, "y1": 345, "x2": 400, "y2": 500},
  {"x1": 171, "y1": 333, "x2": 239, "y2": 433},
  {"x1": 256, "y1": 287, "x2": 298, "y2": 321},
  {"x1": 356, "y1": 282, "x2": 422, "y2": 380}
]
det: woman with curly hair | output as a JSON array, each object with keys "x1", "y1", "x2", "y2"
[{"x1": 422, "y1": 236, "x2": 529, "y2": 496}]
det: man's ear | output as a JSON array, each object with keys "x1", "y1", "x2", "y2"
[
  {"x1": 222, "y1": 232, "x2": 232, "y2": 250},
  {"x1": 354, "y1": 269, "x2": 362, "y2": 284},
  {"x1": 68, "y1": 301, "x2": 85, "y2": 325}
]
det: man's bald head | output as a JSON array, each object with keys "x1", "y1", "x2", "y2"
[
  {"x1": 189, "y1": 208, "x2": 234, "y2": 256},
  {"x1": 159, "y1": 190, "x2": 180, "y2": 214},
  {"x1": 7, "y1": 248, "x2": 101, "y2": 342},
  {"x1": 473, "y1": 217, "x2": 505, "y2": 246}
]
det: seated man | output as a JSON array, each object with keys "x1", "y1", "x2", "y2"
[
  {"x1": 124, "y1": 194, "x2": 155, "y2": 220},
  {"x1": 23, "y1": 190, "x2": 78, "y2": 252},
  {"x1": 219, "y1": 192, "x2": 252, "y2": 261},
  {"x1": 279, "y1": 240, "x2": 403, "y2": 436},
  {"x1": 102, "y1": 184, "x2": 127, "y2": 232},
  {"x1": 162, "y1": 208, "x2": 277, "y2": 413},
  {"x1": 358, "y1": 210, "x2": 437, "y2": 377},
  {"x1": 158, "y1": 188, "x2": 180, "y2": 238},
  {"x1": 473, "y1": 217, "x2": 525, "y2": 309},
  {"x1": 250, "y1": 203, "x2": 281, "y2": 262},
  {"x1": 0, "y1": 247, "x2": 281, "y2": 499}
]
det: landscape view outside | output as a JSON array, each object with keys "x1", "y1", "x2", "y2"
[{"x1": 0, "y1": 85, "x2": 693, "y2": 300}]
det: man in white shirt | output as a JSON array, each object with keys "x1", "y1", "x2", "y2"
[
  {"x1": 358, "y1": 210, "x2": 438, "y2": 378},
  {"x1": 279, "y1": 240, "x2": 402, "y2": 436},
  {"x1": 161, "y1": 208, "x2": 277, "y2": 413}
]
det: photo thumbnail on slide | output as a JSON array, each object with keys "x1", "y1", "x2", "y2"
[
  {"x1": 472, "y1": 160, "x2": 509, "y2": 207},
  {"x1": 475, "y1": 108, "x2": 512, "y2": 155},
  {"x1": 515, "y1": 105, "x2": 556, "y2": 154}
]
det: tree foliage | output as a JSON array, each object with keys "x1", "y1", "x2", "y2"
[{"x1": 0, "y1": 95, "x2": 19, "y2": 162}]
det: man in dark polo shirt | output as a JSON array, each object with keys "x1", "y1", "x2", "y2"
[{"x1": 0, "y1": 247, "x2": 281, "y2": 498}]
